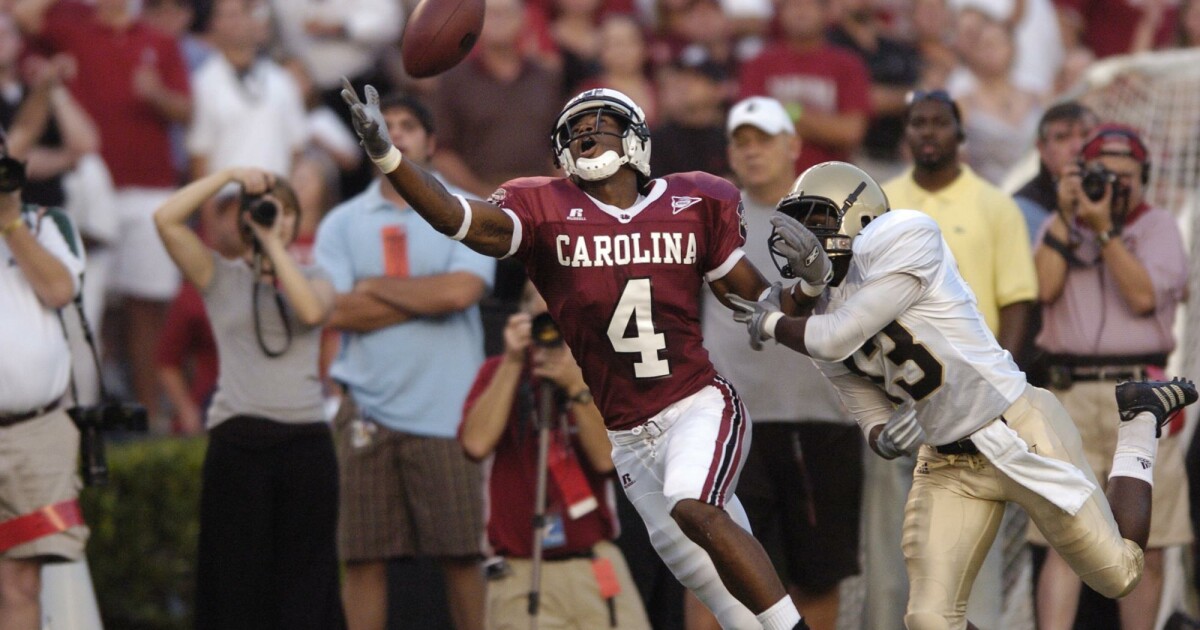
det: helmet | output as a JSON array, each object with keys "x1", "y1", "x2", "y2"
[
  {"x1": 771, "y1": 161, "x2": 889, "y2": 285},
  {"x1": 551, "y1": 88, "x2": 651, "y2": 181}
]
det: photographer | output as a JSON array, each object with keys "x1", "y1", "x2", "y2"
[
  {"x1": 458, "y1": 282, "x2": 650, "y2": 629},
  {"x1": 153, "y1": 167, "x2": 345, "y2": 629},
  {"x1": 0, "y1": 140, "x2": 85, "y2": 630},
  {"x1": 1032, "y1": 124, "x2": 1189, "y2": 629}
]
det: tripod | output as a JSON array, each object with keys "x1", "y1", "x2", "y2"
[{"x1": 527, "y1": 378, "x2": 560, "y2": 630}]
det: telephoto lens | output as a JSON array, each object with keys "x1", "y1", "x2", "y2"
[{"x1": 0, "y1": 156, "x2": 27, "y2": 193}]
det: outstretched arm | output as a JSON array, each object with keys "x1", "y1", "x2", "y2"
[{"x1": 342, "y1": 81, "x2": 515, "y2": 258}]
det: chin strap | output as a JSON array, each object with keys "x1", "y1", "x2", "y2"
[{"x1": 572, "y1": 150, "x2": 626, "y2": 181}]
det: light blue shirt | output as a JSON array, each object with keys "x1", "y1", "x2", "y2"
[{"x1": 315, "y1": 179, "x2": 495, "y2": 437}]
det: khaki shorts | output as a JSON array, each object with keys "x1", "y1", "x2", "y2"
[
  {"x1": 1028, "y1": 381, "x2": 1192, "y2": 547},
  {"x1": 0, "y1": 409, "x2": 88, "y2": 561},
  {"x1": 334, "y1": 396, "x2": 484, "y2": 562},
  {"x1": 486, "y1": 541, "x2": 650, "y2": 630}
]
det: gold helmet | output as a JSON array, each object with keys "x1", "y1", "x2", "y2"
[{"x1": 771, "y1": 161, "x2": 889, "y2": 285}]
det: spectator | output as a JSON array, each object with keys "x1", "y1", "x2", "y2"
[
  {"x1": 955, "y1": 15, "x2": 1043, "y2": 187},
  {"x1": 543, "y1": 0, "x2": 604, "y2": 94},
  {"x1": 909, "y1": 0, "x2": 958, "y2": 91},
  {"x1": 651, "y1": 50, "x2": 731, "y2": 177},
  {"x1": 188, "y1": 0, "x2": 308, "y2": 179},
  {"x1": 738, "y1": 0, "x2": 872, "y2": 173},
  {"x1": 155, "y1": 193, "x2": 246, "y2": 435},
  {"x1": 0, "y1": 132, "x2": 86, "y2": 630},
  {"x1": 14, "y1": 0, "x2": 193, "y2": 428},
  {"x1": 315, "y1": 93, "x2": 494, "y2": 630},
  {"x1": 949, "y1": 0, "x2": 1064, "y2": 98},
  {"x1": 1053, "y1": 0, "x2": 1178, "y2": 57},
  {"x1": 651, "y1": 0, "x2": 737, "y2": 71},
  {"x1": 1032, "y1": 124, "x2": 1190, "y2": 630},
  {"x1": 826, "y1": 0, "x2": 922, "y2": 182},
  {"x1": 268, "y1": 0, "x2": 401, "y2": 111},
  {"x1": 1014, "y1": 102, "x2": 1098, "y2": 247},
  {"x1": 577, "y1": 14, "x2": 658, "y2": 125},
  {"x1": 702, "y1": 95, "x2": 862, "y2": 630},
  {"x1": 876, "y1": 90, "x2": 1037, "y2": 629},
  {"x1": 431, "y1": 0, "x2": 563, "y2": 198},
  {"x1": 154, "y1": 167, "x2": 343, "y2": 629},
  {"x1": 458, "y1": 281, "x2": 652, "y2": 629}
]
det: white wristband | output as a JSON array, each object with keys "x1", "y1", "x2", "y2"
[
  {"x1": 371, "y1": 146, "x2": 403, "y2": 174},
  {"x1": 763, "y1": 311, "x2": 784, "y2": 340},
  {"x1": 450, "y1": 195, "x2": 472, "y2": 242},
  {"x1": 798, "y1": 279, "x2": 827, "y2": 297}
]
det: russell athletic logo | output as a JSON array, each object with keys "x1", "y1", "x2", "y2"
[{"x1": 567, "y1": 208, "x2": 586, "y2": 221}]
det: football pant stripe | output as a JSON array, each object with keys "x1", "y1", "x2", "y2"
[{"x1": 704, "y1": 376, "x2": 746, "y2": 507}]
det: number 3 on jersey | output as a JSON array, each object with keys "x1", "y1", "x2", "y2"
[{"x1": 607, "y1": 278, "x2": 670, "y2": 378}]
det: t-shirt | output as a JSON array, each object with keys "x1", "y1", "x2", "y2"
[
  {"x1": 35, "y1": 1, "x2": 190, "y2": 187},
  {"x1": 494, "y1": 171, "x2": 746, "y2": 430},
  {"x1": 813, "y1": 210, "x2": 1028, "y2": 445},
  {"x1": 461, "y1": 355, "x2": 617, "y2": 558},
  {"x1": 737, "y1": 42, "x2": 872, "y2": 172},
  {"x1": 201, "y1": 253, "x2": 329, "y2": 427},
  {"x1": 155, "y1": 282, "x2": 218, "y2": 407}
]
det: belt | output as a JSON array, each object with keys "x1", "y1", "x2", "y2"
[
  {"x1": 1067, "y1": 365, "x2": 1149, "y2": 382},
  {"x1": 0, "y1": 401, "x2": 60, "y2": 428},
  {"x1": 934, "y1": 438, "x2": 980, "y2": 455}
]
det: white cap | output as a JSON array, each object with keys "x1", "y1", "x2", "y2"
[{"x1": 727, "y1": 96, "x2": 796, "y2": 137}]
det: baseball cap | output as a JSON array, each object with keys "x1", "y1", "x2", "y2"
[
  {"x1": 727, "y1": 96, "x2": 796, "y2": 137},
  {"x1": 1080, "y1": 123, "x2": 1149, "y2": 163}
]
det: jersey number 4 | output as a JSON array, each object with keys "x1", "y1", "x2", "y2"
[
  {"x1": 844, "y1": 321, "x2": 944, "y2": 401},
  {"x1": 607, "y1": 278, "x2": 670, "y2": 378}
]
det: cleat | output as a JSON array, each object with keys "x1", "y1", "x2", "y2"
[{"x1": 1116, "y1": 377, "x2": 1198, "y2": 436}]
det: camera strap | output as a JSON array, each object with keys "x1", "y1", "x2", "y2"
[
  {"x1": 251, "y1": 249, "x2": 293, "y2": 358},
  {"x1": 56, "y1": 281, "x2": 115, "y2": 406}
]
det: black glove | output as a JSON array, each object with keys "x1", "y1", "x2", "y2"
[
  {"x1": 339, "y1": 78, "x2": 393, "y2": 160},
  {"x1": 728, "y1": 283, "x2": 783, "y2": 351},
  {"x1": 770, "y1": 213, "x2": 833, "y2": 290}
]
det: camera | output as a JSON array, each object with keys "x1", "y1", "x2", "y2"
[
  {"x1": 0, "y1": 155, "x2": 27, "y2": 193},
  {"x1": 1079, "y1": 162, "x2": 1119, "y2": 203},
  {"x1": 68, "y1": 402, "x2": 149, "y2": 487},
  {"x1": 244, "y1": 196, "x2": 279, "y2": 227},
  {"x1": 531, "y1": 312, "x2": 563, "y2": 348}
]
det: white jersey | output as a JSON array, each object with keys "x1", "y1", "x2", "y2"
[{"x1": 814, "y1": 210, "x2": 1027, "y2": 445}]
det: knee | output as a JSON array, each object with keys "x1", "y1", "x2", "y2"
[
  {"x1": 0, "y1": 563, "x2": 41, "y2": 608},
  {"x1": 670, "y1": 499, "x2": 725, "y2": 540},
  {"x1": 904, "y1": 611, "x2": 953, "y2": 630}
]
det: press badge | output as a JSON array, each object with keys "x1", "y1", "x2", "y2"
[
  {"x1": 350, "y1": 419, "x2": 377, "y2": 449},
  {"x1": 543, "y1": 512, "x2": 566, "y2": 549}
]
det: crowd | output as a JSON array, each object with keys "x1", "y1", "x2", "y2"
[{"x1": 3, "y1": 0, "x2": 1200, "y2": 628}]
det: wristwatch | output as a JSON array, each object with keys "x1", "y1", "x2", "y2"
[
  {"x1": 1096, "y1": 227, "x2": 1121, "y2": 248},
  {"x1": 568, "y1": 388, "x2": 593, "y2": 406}
]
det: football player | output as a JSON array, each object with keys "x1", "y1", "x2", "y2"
[
  {"x1": 341, "y1": 84, "x2": 822, "y2": 629},
  {"x1": 728, "y1": 161, "x2": 1198, "y2": 630}
]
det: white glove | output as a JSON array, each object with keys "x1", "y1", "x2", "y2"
[
  {"x1": 875, "y1": 408, "x2": 925, "y2": 459},
  {"x1": 727, "y1": 283, "x2": 783, "y2": 351},
  {"x1": 769, "y1": 213, "x2": 833, "y2": 293}
]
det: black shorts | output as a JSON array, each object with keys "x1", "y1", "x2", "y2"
[{"x1": 738, "y1": 422, "x2": 863, "y2": 594}]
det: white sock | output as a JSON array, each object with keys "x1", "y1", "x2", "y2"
[
  {"x1": 756, "y1": 595, "x2": 801, "y2": 630},
  {"x1": 1109, "y1": 411, "x2": 1158, "y2": 486}
]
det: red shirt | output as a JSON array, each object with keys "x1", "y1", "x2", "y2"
[
  {"x1": 461, "y1": 356, "x2": 617, "y2": 558},
  {"x1": 496, "y1": 172, "x2": 744, "y2": 430},
  {"x1": 1054, "y1": 0, "x2": 1177, "y2": 57},
  {"x1": 738, "y1": 42, "x2": 872, "y2": 172},
  {"x1": 155, "y1": 282, "x2": 218, "y2": 406},
  {"x1": 35, "y1": 1, "x2": 190, "y2": 187}
]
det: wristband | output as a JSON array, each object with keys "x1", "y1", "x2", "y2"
[
  {"x1": 568, "y1": 389, "x2": 593, "y2": 405},
  {"x1": 1041, "y1": 232, "x2": 1081, "y2": 267},
  {"x1": 450, "y1": 195, "x2": 472, "y2": 241},
  {"x1": 798, "y1": 279, "x2": 826, "y2": 297},
  {"x1": 0, "y1": 215, "x2": 22, "y2": 237},
  {"x1": 371, "y1": 146, "x2": 403, "y2": 174},
  {"x1": 763, "y1": 311, "x2": 784, "y2": 340}
]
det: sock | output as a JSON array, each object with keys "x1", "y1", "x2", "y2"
[
  {"x1": 756, "y1": 596, "x2": 801, "y2": 630},
  {"x1": 1109, "y1": 411, "x2": 1158, "y2": 486}
]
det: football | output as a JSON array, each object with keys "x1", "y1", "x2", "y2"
[{"x1": 401, "y1": 0, "x2": 486, "y2": 78}]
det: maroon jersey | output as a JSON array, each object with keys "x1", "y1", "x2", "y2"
[{"x1": 493, "y1": 172, "x2": 747, "y2": 431}]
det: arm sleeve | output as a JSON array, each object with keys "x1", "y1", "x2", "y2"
[
  {"x1": 827, "y1": 372, "x2": 898, "y2": 438},
  {"x1": 490, "y1": 184, "x2": 533, "y2": 262},
  {"x1": 804, "y1": 272, "x2": 924, "y2": 362},
  {"x1": 185, "y1": 70, "x2": 215, "y2": 156},
  {"x1": 314, "y1": 212, "x2": 355, "y2": 292}
]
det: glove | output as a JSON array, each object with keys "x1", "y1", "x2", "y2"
[
  {"x1": 875, "y1": 408, "x2": 925, "y2": 459},
  {"x1": 727, "y1": 283, "x2": 783, "y2": 351},
  {"x1": 770, "y1": 214, "x2": 833, "y2": 292},
  {"x1": 339, "y1": 78, "x2": 393, "y2": 160}
]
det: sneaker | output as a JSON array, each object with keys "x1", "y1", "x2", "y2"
[{"x1": 1116, "y1": 377, "x2": 1198, "y2": 436}]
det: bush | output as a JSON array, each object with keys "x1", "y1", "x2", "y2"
[{"x1": 79, "y1": 436, "x2": 207, "y2": 630}]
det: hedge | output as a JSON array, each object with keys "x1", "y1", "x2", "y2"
[{"x1": 78, "y1": 435, "x2": 207, "y2": 630}]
